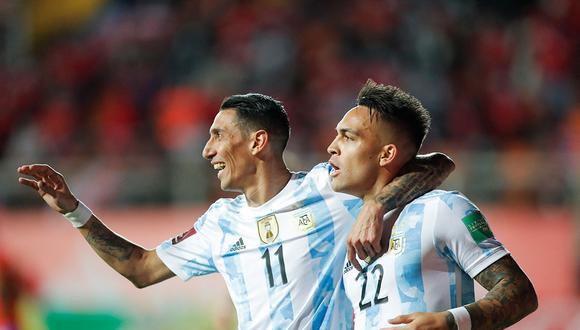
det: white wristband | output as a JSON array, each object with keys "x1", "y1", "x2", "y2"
[
  {"x1": 63, "y1": 201, "x2": 93, "y2": 228},
  {"x1": 448, "y1": 306, "x2": 471, "y2": 330}
]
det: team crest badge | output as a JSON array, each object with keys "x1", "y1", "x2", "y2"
[
  {"x1": 295, "y1": 210, "x2": 315, "y2": 232},
  {"x1": 389, "y1": 234, "x2": 405, "y2": 255},
  {"x1": 257, "y1": 215, "x2": 279, "y2": 244}
]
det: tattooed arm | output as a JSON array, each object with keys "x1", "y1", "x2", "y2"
[
  {"x1": 466, "y1": 255, "x2": 538, "y2": 329},
  {"x1": 78, "y1": 216, "x2": 174, "y2": 288},
  {"x1": 347, "y1": 152, "x2": 455, "y2": 270},
  {"x1": 17, "y1": 164, "x2": 174, "y2": 288},
  {"x1": 384, "y1": 255, "x2": 537, "y2": 330}
]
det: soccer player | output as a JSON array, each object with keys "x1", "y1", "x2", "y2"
[
  {"x1": 18, "y1": 93, "x2": 453, "y2": 329},
  {"x1": 329, "y1": 80, "x2": 538, "y2": 329}
]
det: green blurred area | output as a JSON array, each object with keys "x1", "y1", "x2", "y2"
[{"x1": 45, "y1": 311, "x2": 123, "y2": 330}]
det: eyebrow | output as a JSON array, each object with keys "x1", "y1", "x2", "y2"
[{"x1": 338, "y1": 128, "x2": 359, "y2": 136}]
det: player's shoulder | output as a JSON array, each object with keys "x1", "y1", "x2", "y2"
[
  {"x1": 206, "y1": 195, "x2": 246, "y2": 215},
  {"x1": 195, "y1": 196, "x2": 246, "y2": 229},
  {"x1": 413, "y1": 189, "x2": 478, "y2": 214},
  {"x1": 412, "y1": 189, "x2": 469, "y2": 205},
  {"x1": 286, "y1": 162, "x2": 333, "y2": 188}
]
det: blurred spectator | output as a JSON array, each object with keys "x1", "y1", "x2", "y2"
[
  {"x1": 0, "y1": 250, "x2": 43, "y2": 330},
  {"x1": 0, "y1": 0, "x2": 578, "y2": 207}
]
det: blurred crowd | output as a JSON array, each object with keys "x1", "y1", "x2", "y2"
[{"x1": 0, "y1": 0, "x2": 579, "y2": 207}]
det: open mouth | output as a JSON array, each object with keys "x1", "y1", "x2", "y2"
[
  {"x1": 329, "y1": 161, "x2": 340, "y2": 177},
  {"x1": 213, "y1": 162, "x2": 226, "y2": 170}
]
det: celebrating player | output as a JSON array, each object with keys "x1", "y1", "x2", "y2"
[
  {"x1": 18, "y1": 93, "x2": 453, "y2": 329},
  {"x1": 329, "y1": 80, "x2": 538, "y2": 329}
]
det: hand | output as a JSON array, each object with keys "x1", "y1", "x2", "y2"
[
  {"x1": 382, "y1": 312, "x2": 451, "y2": 330},
  {"x1": 17, "y1": 164, "x2": 78, "y2": 214},
  {"x1": 347, "y1": 200, "x2": 386, "y2": 271}
]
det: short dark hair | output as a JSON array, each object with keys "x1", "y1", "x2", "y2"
[
  {"x1": 220, "y1": 93, "x2": 290, "y2": 153},
  {"x1": 356, "y1": 79, "x2": 431, "y2": 153}
]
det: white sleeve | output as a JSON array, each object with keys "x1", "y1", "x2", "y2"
[
  {"x1": 156, "y1": 207, "x2": 218, "y2": 281},
  {"x1": 433, "y1": 192, "x2": 509, "y2": 278}
]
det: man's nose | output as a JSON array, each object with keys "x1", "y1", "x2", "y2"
[
  {"x1": 202, "y1": 141, "x2": 215, "y2": 159},
  {"x1": 327, "y1": 137, "x2": 339, "y2": 155}
]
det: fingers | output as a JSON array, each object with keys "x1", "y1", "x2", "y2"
[
  {"x1": 18, "y1": 177, "x2": 39, "y2": 190},
  {"x1": 17, "y1": 177, "x2": 56, "y2": 199},
  {"x1": 389, "y1": 314, "x2": 413, "y2": 324},
  {"x1": 17, "y1": 164, "x2": 58, "y2": 179},
  {"x1": 18, "y1": 164, "x2": 68, "y2": 191},
  {"x1": 353, "y1": 240, "x2": 369, "y2": 261},
  {"x1": 366, "y1": 238, "x2": 379, "y2": 257},
  {"x1": 347, "y1": 242, "x2": 362, "y2": 272}
]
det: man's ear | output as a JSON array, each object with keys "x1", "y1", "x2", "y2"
[
  {"x1": 379, "y1": 144, "x2": 397, "y2": 167},
  {"x1": 251, "y1": 130, "x2": 269, "y2": 155}
]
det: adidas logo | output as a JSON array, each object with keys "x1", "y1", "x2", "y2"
[
  {"x1": 228, "y1": 237, "x2": 247, "y2": 252},
  {"x1": 343, "y1": 261, "x2": 353, "y2": 274}
]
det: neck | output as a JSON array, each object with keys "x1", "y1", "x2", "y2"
[
  {"x1": 361, "y1": 169, "x2": 396, "y2": 203},
  {"x1": 243, "y1": 160, "x2": 292, "y2": 207}
]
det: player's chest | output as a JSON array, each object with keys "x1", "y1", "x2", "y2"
[{"x1": 343, "y1": 226, "x2": 430, "y2": 311}]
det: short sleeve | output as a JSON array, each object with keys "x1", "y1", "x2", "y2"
[
  {"x1": 156, "y1": 207, "x2": 218, "y2": 281},
  {"x1": 433, "y1": 192, "x2": 509, "y2": 278}
]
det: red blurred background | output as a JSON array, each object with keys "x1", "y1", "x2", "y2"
[{"x1": 0, "y1": 0, "x2": 578, "y2": 329}]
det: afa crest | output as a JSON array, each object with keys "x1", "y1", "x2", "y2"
[
  {"x1": 389, "y1": 234, "x2": 405, "y2": 255},
  {"x1": 257, "y1": 215, "x2": 279, "y2": 244},
  {"x1": 295, "y1": 210, "x2": 315, "y2": 232}
]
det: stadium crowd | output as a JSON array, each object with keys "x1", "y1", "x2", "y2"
[{"x1": 0, "y1": 0, "x2": 578, "y2": 207}]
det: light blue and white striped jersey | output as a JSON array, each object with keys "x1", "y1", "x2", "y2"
[
  {"x1": 343, "y1": 190, "x2": 509, "y2": 329},
  {"x1": 157, "y1": 163, "x2": 363, "y2": 330}
]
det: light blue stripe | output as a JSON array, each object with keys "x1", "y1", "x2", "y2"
[
  {"x1": 394, "y1": 203, "x2": 426, "y2": 312},
  {"x1": 442, "y1": 246, "x2": 458, "y2": 308},
  {"x1": 342, "y1": 198, "x2": 363, "y2": 219},
  {"x1": 304, "y1": 181, "x2": 336, "y2": 328},
  {"x1": 218, "y1": 216, "x2": 252, "y2": 325},
  {"x1": 293, "y1": 176, "x2": 352, "y2": 329}
]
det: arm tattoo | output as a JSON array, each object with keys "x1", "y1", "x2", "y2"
[
  {"x1": 466, "y1": 255, "x2": 538, "y2": 330},
  {"x1": 375, "y1": 152, "x2": 455, "y2": 210},
  {"x1": 82, "y1": 217, "x2": 139, "y2": 262},
  {"x1": 446, "y1": 312, "x2": 458, "y2": 330}
]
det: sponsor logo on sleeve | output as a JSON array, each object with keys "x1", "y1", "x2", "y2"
[
  {"x1": 461, "y1": 211, "x2": 494, "y2": 244},
  {"x1": 171, "y1": 227, "x2": 197, "y2": 245}
]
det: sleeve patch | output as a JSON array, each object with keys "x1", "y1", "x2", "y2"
[
  {"x1": 461, "y1": 211, "x2": 494, "y2": 243},
  {"x1": 171, "y1": 227, "x2": 197, "y2": 245}
]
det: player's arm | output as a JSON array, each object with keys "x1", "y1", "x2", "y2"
[
  {"x1": 464, "y1": 254, "x2": 538, "y2": 329},
  {"x1": 347, "y1": 152, "x2": 454, "y2": 270},
  {"x1": 17, "y1": 164, "x2": 175, "y2": 288},
  {"x1": 78, "y1": 216, "x2": 175, "y2": 288},
  {"x1": 385, "y1": 255, "x2": 537, "y2": 330}
]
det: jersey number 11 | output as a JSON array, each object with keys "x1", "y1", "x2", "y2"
[{"x1": 261, "y1": 245, "x2": 288, "y2": 288}]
